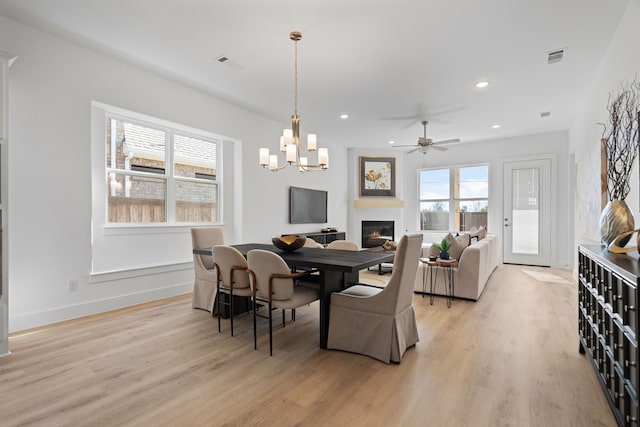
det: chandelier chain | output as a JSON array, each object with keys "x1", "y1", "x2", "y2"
[{"x1": 294, "y1": 38, "x2": 298, "y2": 117}]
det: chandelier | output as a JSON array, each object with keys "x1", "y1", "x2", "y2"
[{"x1": 259, "y1": 31, "x2": 329, "y2": 172}]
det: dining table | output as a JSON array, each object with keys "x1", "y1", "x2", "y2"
[{"x1": 193, "y1": 243, "x2": 395, "y2": 349}]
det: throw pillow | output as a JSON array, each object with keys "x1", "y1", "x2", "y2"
[
  {"x1": 444, "y1": 232, "x2": 466, "y2": 260},
  {"x1": 428, "y1": 244, "x2": 440, "y2": 258},
  {"x1": 477, "y1": 226, "x2": 487, "y2": 240},
  {"x1": 456, "y1": 233, "x2": 471, "y2": 247}
]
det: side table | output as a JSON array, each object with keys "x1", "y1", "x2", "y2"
[{"x1": 419, "y1": 258, "x2": 458, "y2": 308}]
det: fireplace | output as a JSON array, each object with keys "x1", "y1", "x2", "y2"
[{"x1": 361, "y1": 221, "x2": 395, "y2": 248}]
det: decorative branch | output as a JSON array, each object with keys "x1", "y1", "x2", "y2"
[{"x1": 600, "y1": 78, "x2": 640, "y2": 201}]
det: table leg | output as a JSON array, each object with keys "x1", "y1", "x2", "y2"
[
  {"x1": 429, "y1": 266, "x2": 436, "y2": 305},
  {"x1": 318, "y1": 269, "x2": 357, "y2": 349}
]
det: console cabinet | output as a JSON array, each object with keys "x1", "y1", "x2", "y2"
[
  {"x1": 302, "y1": 231, "x2": 345, "y2": 245},
  {"x1": 578, "y1": 244, "x2": 639, "y2": 426}
]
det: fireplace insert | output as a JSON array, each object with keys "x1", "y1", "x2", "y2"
[{"x1": 361, "y1": 220, "x2": 395, "y2": 248}]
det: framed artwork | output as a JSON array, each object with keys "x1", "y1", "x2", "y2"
[{"x1": 359, "y1": 156, "x2": 395, "y2": 197}]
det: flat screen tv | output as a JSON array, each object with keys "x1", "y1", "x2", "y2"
[{"x1": 289, "y1": 186, "x2": 328, "y2": 224}]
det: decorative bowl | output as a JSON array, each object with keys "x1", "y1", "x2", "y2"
[{"x1": 272, "y1": 235, "x2": 307, "y2": 252}]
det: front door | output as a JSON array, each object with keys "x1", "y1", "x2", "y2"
[{"x1": 503, "y1": 159, "x2": 551, "y2": 266}]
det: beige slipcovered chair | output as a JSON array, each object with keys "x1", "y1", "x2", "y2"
[
  {"x1": 191, "y1": 227, "x2": 224, "y2": 312},
  {"x1": 212, "y1": 245, "x2": 253, "y2": 336},
  {"x1": 326, "y1": 240, "x2": 358, "y2": 251},
  {"x1": 303, "y1": 238, "x2": 324, "y2": 248},
  {"x1": 327, "y1": 234, "x2": 423, "y2": 363},
  {"x1": 247, "y1": 249, "x2": 319, "y2": 356}
]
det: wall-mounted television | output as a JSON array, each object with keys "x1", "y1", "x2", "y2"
[{"x1": 289, "y1": 186, "x2": 328, "y2": 224}]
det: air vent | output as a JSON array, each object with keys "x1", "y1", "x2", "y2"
[
  {"x1": 547, "y1": 49, "x2": 565, "y2": 64},
  {"x1": 540, "y1": 111, "x2": 551, "y2": 118},
  {"x1": 216, "y1": 55, "x2": 229, "y2": 63}
]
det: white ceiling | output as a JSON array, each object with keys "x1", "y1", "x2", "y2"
[{"x1": 0, "y1": 0, "x2": 630, "y2": 150}]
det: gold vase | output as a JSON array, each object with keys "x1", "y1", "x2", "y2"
[{"x1": 599, "y1": 200, "x2": 634, "y2": 248}]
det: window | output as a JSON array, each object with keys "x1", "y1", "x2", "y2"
[
  {"x1": 105, "y1": 116, "x2": 220, "y2": 224},
  {"x1": 419, "y1": 165, "x2": 488, "y2": 231}
]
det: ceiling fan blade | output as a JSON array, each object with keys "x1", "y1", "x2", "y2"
[
  {"x1": 431, "y1": 145, "x2": 448, "y2": 151},
  {"x1": 433, "y1": 138, "x2": 460, "y2": 145},
  {"x1": 392, "y1": 144, "x2": 419, "y2": 148},
  {"x1": 406, "y1": 147, "x2": 421, "y2": 154}
]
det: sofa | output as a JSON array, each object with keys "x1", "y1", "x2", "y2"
[{"x1": 413, "y1": 234, "x2": 499, "y2": 301}]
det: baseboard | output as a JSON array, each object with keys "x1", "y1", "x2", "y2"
[{"x1": 9, "y1": 282, "x2": 193, "y2": 333}]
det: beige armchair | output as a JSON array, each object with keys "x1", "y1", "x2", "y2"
[
  {"x1": 326, "y1": 240, "x2": 358, "y2": 251},
  {"x1": 327, "y1": 234, "x2": 423, "y2": 363},
  {"x1": 213, "y1": 245, "x2": 253, "y2": 336},
  {"x1": 191, "y1": 227, "x2": 224, "y2": 312},
  {"x1": 247, "y1": 249, "x2": 319, "y2": 356}
]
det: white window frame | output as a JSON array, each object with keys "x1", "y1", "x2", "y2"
[
  {"x1": 93, "y1": 102, "x2": 225, "y2": 230},
  {"x1": 418, "y1": 164, "x2": 489, "y2": 232}
]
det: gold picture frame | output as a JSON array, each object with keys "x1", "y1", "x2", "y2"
[{"x1": 359, "y1": 156, "x2": 395, "y2": 197}]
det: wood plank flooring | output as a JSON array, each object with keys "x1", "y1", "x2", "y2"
[{"x1": 0, "y1": 264, "x2": 616, "y2": 426}]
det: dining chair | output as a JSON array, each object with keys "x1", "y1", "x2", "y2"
[
  {"x1": 327, "y1": 234, "x2": 423, "y2": 363},
  {"x1": 191, "y1": 227, "x2": 224, "y2": 312},
  {"x1": 247, "y1": 249, "x2": 320, "y2": 356},
  {"x1": 326, "y1": 240, "x2": 358, "y2": 251},
  {"x1": 212, "y1": 245, "x2": 253, "y2": 336},
  {"x1": 303, "y1": 238, "x2": 325, "y2": 248}
]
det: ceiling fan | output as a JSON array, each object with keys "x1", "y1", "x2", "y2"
[{"x1": 393, "y1": 121, "x2": 460, "y2": 154}]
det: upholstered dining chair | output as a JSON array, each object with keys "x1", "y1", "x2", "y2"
[
  {"x1": 191, "y1": 227, "x2": 224, "y2": 312},
  {"x1": 247, "y1": 249, "x2": 320, "y2": 356},
  {"x1": 303, "y1": 238, "x2": 325, "y2": 248},
  {"x1": 327, "y1": 234, "x2": 423, "y2": 363},
  {"x1": 326, "y1": 240, "x2": 358, "y2": 251},
  {"x1": 212, "y1": 245, "x2": 253, "y2": 336}
]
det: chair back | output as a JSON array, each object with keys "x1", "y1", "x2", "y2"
[
  {"x1": 191, "y1": 228, "x2": 224, "y2": 269},
  {"x1": 247, "y1": 250, "x2": 295, "y2": 301},
  {"x1": 212, "y1": 245, "x2": 250, "y2": 290},
  {"x1": 326, "y1": 240, "x2": 358, "y2": 251},
  {"x1": 303, "y1": 239, "x2": 324, "y2": 248},
  {"x1": 379, "y1": 234, "x2": 423, "y2": 313}
]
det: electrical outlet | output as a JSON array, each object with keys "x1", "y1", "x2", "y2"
[{"x1": 68, "y1": 280, "x2": 78, "y2": 292}]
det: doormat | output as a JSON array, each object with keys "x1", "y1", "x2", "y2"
[{"x1": 522, "y1": 269, "x2": 573, "y2": 284}]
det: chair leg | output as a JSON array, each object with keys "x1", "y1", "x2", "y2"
[
  {"x1": 230, "y1": 290, "x2": 234, "y2": 337},
  {"x1": 269, "y1": 302, "x2": 273, "y2": 356},
  {"x1": 282, "y1": 309, "x2": 285, "y2": 327},
  {"x1": 253, "y1": 297, "x2": 257, "y2": 350},
  {"x1": 217, "y1": 284, "x2": 222, "y2": 333},
  {"x1": 292, "y1": 308, "x2": 296, "y2": 322}
]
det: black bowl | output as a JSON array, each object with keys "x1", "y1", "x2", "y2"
[{"x1": 272, "y1": 235, "x2": 307, "y2": 252}]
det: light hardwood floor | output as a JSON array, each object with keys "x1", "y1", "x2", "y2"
[{"x1": 0, "y1": 264, "x2": 616, "y2": 426}]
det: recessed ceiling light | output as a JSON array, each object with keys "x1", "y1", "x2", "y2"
[
  {"x1": 339, "y1": 113, "x2": 349, "y2": 120},
  {"x1": 388, "y1": 140, "x2": 395, "y2": 145},
  {"x1": 492, "y1": 124, "x2": 501, "y2": 129},
  {"x1": 475, "y1": 81, "x2": 489, "y2": 88}
]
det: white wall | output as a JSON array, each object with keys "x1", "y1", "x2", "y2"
[
  {"x1": 571, "y1": 0, "x2": 640, "y2": 245},
  {"x1": 400, "y1": 131, "x2": 572, "y2": 269},
  {"x1": 347, "y1": 131, "x2": 571, "y2": 268},
  {"x1": 0, "y1": 16, "x2": 348, "y2": 331}
]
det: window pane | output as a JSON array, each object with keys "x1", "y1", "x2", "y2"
[
  {"x1": 107, "y1": 173, "x2": 166, "y2": 223},
  {"x1": 459, "y1": 165, "x2": 488, "y2": 199},
  {"x1": 175, "y1": 180, "x2": 218, "y2": 223},
  {"x1": 512, "y1": 167, "x2": 539, "y2": 254},
  {"x1": 174, "y1": 134, "x2": 217, "y2": 179},
  {"x1": 458, "y1": 200, "x2": 488, "y2": 231},
  {"x1": 419, "y1": 169, "x2": 449, "y2": 199},
  {"x1": 420, "y1": 201, "x2": 449, "y2": 230},
  {"x1": 106, "y1": 119, "x2": 166, "y2": 171}
]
